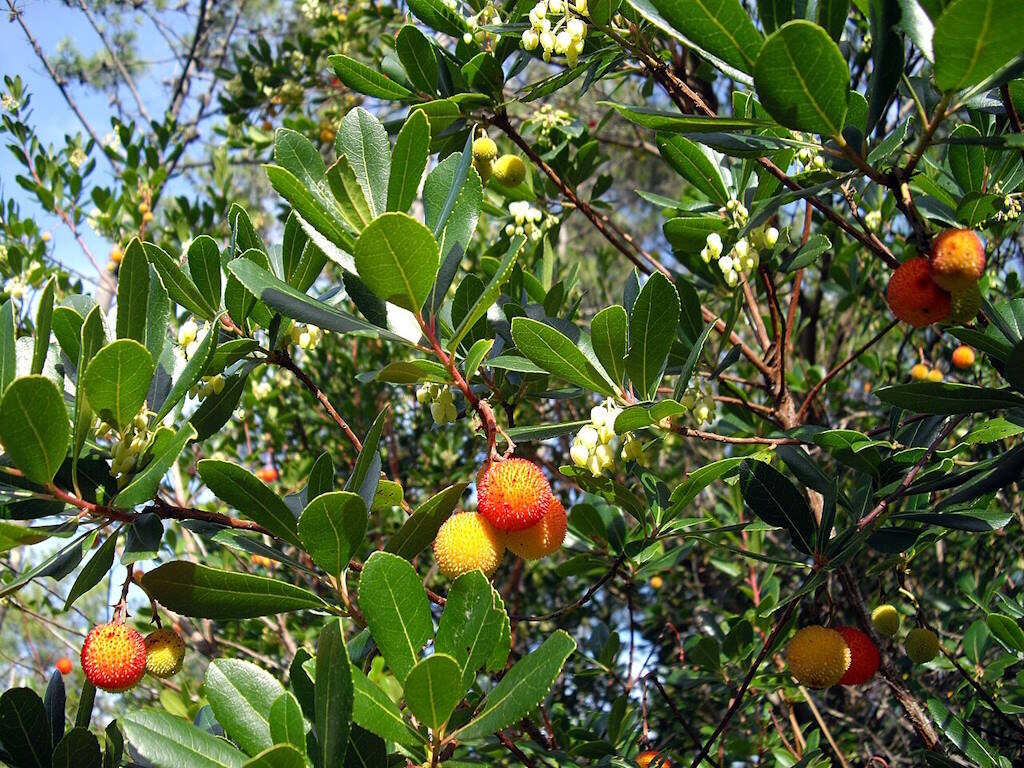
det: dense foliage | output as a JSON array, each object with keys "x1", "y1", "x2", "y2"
[{"x1": 1, "y1": 0, "x2": 1024, "y2": 766}]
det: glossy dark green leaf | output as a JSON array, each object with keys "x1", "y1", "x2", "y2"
[
  {"x1": 403, "y1": 654, "x2": 462, "y2": 730},
  {"x1": 387, "y1": 110, "x2": 430, "y2": 214},
  {"x1": 242, "y1": 745, "x2": 305, "y2": 768},
  {"x1": 344, "y1": 408, "x2": 388, "y2": 510},
  {"x1": 339, "y1": 108, "x2": 391, "y2": 218},
  {"x1": 350, "y1": 666, "x2": 422, "y2": 748},
  {"x1": 0, "y1": 688, "x2": 51, "y2": 768},
  {"x1": 0, "y1": 300, "x2": 14, "y2": 394},
  {"x1": 314, "y1": 619, "x2": 353, "y2": 768},
  {"x1": 297, "y1": 491, "x2": 366, "y2": 581},
  {"x1": 31, "y1": 278, "x2": 54, "y2": 375},
  {"x1": 122, "y1": 709, "x2": 246, "y2": 768},
  {"x1": 0, "y1": 376, "x2": 70, "y2": 484},
  {"x1": 198, "y1": 459, "x2": 302, "y2": 547},
  {"x1": 187, "y1": 236, "x2": 223, "y2": 313},
  {"x1": 933, "y1": 0, "x2": 1024, "y2": 92},
  {"x1": 396, "y1": 25, "x2": 438, "y2": 94},
  {"x1": 142, "y1": 561, "x2": 326, "y2": 619},
  {"x1": 190, "y1": 369, "x2": 250, "y2": 441},
  {"x1": 646, "y1": 0, "x2": 763, "y2": 74},
  {"x1": 114, "y1": 422, "x2": 197, "y2": 508},
  {"x1": 206, "y1": 659, "x2": 285, "y2": 757},
  {"x1": 82, "y1": 340, "x2": 154, "y2": 430},
  {"x1": 268, "y1": 693, "x2": 306, "y2": 755},
  {"x1": 657, "y1": 135, "x2": 730, "y2": 204},
  {"x1": 625, "y1": 273, "x2": 680, "y2": 399},
  {"x1": 874, "y1": 383, "x2": 1024, "y2": 414},
  {"x1": 739, "y1": 459, "x2": 816, "y2": 555},
  {"x1": 329, "y1": 54, "x2": 414, "y2": 101},
  {"x1": 353, "y1": 213, "x2": 439, "y2": 313},
  {"x1": 510, "y1": 318, "x2": 616, "y2": 395},
  {"x1": 448, "y1": 235, "x2": 523, "y2": 351},
  {"x1": 143, "y1": 241, "x2": 215, "y2": 320},
  {"x1": 51, "y1": 727, "x2": 101, "y2": 768},
  {"x1": 435, "y1": 570, "x2": 505, "y2": 693},
  {"x1": 63, "y1": 529, "x2": 118, "y2": 610}
]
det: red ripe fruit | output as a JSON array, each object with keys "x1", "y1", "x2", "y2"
[
  {"x1": 835, "y1": 626, "x2": 879, "y2": 685},
  {"x1": 55, "y1": 657, "x2": 73, "y2": 675},
  {"x1": 477, "y1": 458, "x2": 552, "y2": 532},
  {"x1": 81, "y1": 623, "x2": 147, "y2": 693},
  {"x1": 256, "y1": 466, "x2": 278, "y2": 483},
  {"x1": 886, "y1": 257, "x2": 951, "y2": 327}
]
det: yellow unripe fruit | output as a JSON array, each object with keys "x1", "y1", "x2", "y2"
[
  {"x1": 433, "y1": 512, "x2": 505, "y2": 578},
  {"x1": 142, "y1": 211, "x2": 154, "y2": 223},
  {"x1": 926, "y1": 368, "x2": 943, "y2": 383},
  {"x1": 905, "y1": 627, "x2": 939, "y2": 664},
  {"x1": 110, "y1": 245, "x2": 123, "y2": 264},
  {"x1": 492, "y1": 154, "x2": 526, "y2": 187},
  {"x1": 910, "y1": 364, "x2": 929, "y2": 381},
  {"x1": 786, "y1": 625, "x2": 851, "y2": 688},
  {"x1": 871, "y1": 604, "x2": 900, "y2": 637},
  {"x1": 472, "y1": 136, "x2": 498, "y2": 163},
  {"x1": 41, "y1": 231, "x2": 52, "y2": 243},
  {"x1": 144, "y1": 629, "x2": 186, "y2": 678},
  {"x1": 650, "y1": 575, "x2": 664, "y2": 589},
  {"x1": 138, "y1": 202, "x2": 150, "y2": 214},
  {"x1": 503, "y1": 498, "x2": 567, "y2": 560}
]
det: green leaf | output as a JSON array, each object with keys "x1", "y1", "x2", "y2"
[
  {"x1": 874, "y1": 383, "x2": 1024, "y2": 414},
  {"x1": 121, "y1": 710, "x2": 246, "y2": 768},
  {"x1": 817, "y1": 0, "x2": 849, "y2": 41},
  {"x1": 242, "y1": 745, "x2": 305, "y2": 768},
  {"x1": 423, "y1": 150, "x2": 482, "y2": 269},
  {"x1": 739, "y1": 459, "x2": 816, "y2": 555},
  {"x1": 590, "y1": 0, "x2": 623, "y2": 25},
  {"x1": 32, "y1": 278, "x2": 54, "y2": 375},
  {"x1": 142, "y1": 561, "x2": 327, "y2": 619},
  {"x1": 657, "y1": 135, "x2": 730, "y2": 205},
  {"x1": 948, "y1": 124, "x2": 986, "y2": 194},
  {"x1": 345, "y1": 726, "x2": 384, "y2": 768},
  {"x1": 315, "y1": 619, "x2": 353, "y2": 768},
  {"x1": 266, "y1": 166, "x2": 355, "y2": 270},
  {"x1": 339, "y1": 108, "x2": 391, "y2": 218},
  {"x1": 350, "y1": 666, "x2": 423, "y2": 748},
  {"x1": 510, "y1": 317, "x2": 616, "y2": 396},
  {"x1": 155, "y1": 321, "x2": 218, "y2": 422},
  {"x1": 591, "y1": 305, "x2": 628, "y2": 387},
  {"x1": 667, "y1": 456, "x2": 745, "y2": 512},
  {"x1": 464, "y1": 338, "x2": 493, "y2": 382},
  {"x1": 387, "y1": 110, "x2": 430, "y2": 214},
  {"x1": 396, "y1": 26, "x2": 438, "y2": 94},
  {"x1": 0, "y1": 376, "x2": 70, "y2": 484},
  {"x1": 51, "y1": 306, "x2": 84, "y2": 366},
  {"x1": 613, "y1": 399, "x2": 688, "y2": 433},
  {"x1": 268, "y1": 693, "x2": 306, "y2": 754},
  {"x1": 933, "y1": 0, "x2": 1024, "y2": 92},
  {"x1": 448, "y1": 235, "x2": 523, "y2": 351},
  {"x1": 646, "y1": 0, "x2": 763, "y2": 74},
  {"x1": 403, "y1": 654, "x2": 462, "y2": 730},
  {"x1": 63, "y1": 530, "x2": 118, "y2": 610},
  {"x1": 602, "y1": 103, "x2": 771, "y2": 133},
  {"x1": 353, "y1": 212, "x2": 440, "y2": 313},
  {"x1": 114, "y1": 422, "x2": 197, "y2": 509},
  {"x1": 0, "y1": 688, "x2": 51, "y2": 768},
  {"x1": 986, "y1": 613, "x2": 1024, "y2": 652},
  {"x1": 326, "y1": 157, "x2": 373, "y2": 232},
  {"x1": 0, "y1": 300, "x2": 14, "y2": 394},
  {"x1": 625, "y1": 273, "x2": 681, "y2": 399},
  {"x1": 753, "y1": 20, "x2": 849, "y2": 135},
  {"x1": 187, "y1": 236, "x2": 223, "y2": 313},
  {"x1": 190, "y1": 370, "x2": 250, "y2": 441},
  {"x1": 664, "y1": 215, "x2": 731, "y2": 251},
  {"x1": 198, "y1": 460, "x2": 302, "y2": 547},
  {"x1": 206, "y1": 659, "x2": 285, "y2": 757},
  {"x1": 72, "y1": 308, "x2": 105, "y2": 484},
  {"x1": 358, "y1": 551, "x2": 433, "y2": 684},
  {"x1": 455, "y1": 630, "x2": 576, "y2": 741},
  {"x1": 407, "y1": 0, "x2": 466, "y2": 36},
  {"x1": 122, "y1": 512, "x2": 164, "y2": 564},
  {"x1": 52, "y1": 727, "x2": 101, "y2": 768},
  {"x1": 344, "y1": 408, "x2": 388, "y2": 509},
  {"x1": 435, "y1": 571, "x2": 505, "y2": 693},
  {"x1": 385, "y1": 483, "x2": 468, "y2": 559},
  {"x1": 297, "y1": 491, "x2": 367, "y2": 581},
  {"x1": 143, "y1": 241, "x2": 215, "y2": 320},
  {"x1": 329, "y1": 54, "x2": 414, "y2": 101},
  {"x1": 81, "y1": 339, "x2": 155, "y2": 430}
]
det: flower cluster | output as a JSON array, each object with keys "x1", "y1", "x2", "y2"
[
  {"x1": 4, "y1": 275, "x2": 27, "y2": 301},
  {"x1": 569, "y1": 400, "x2": 646, "y2": 476},
  {"x1": 680, "y1": 381, "x2": 716, "y2": 425},
  {"x1": 290, "y1": 323, "x2": 323, "y2": 350},
  {"x1": 1, "y1": 93, "x2": 19, "y2": 112},
  {"x1": 417, "y1": 383, "x2": 458, "y2": 424},
  {"x1": 505, "y1": 201, "x2": 547, "y2": 241},
  {"x1": 701, "y1": 225, "x2": 778, "y2": 287},
  {"x1": 252, "y1": 379, "x2": 273, "y2": 400},
  {"x1": 795, "y1": 145, "x2": 827, "y2": 172},
  {"x1": 456, "y1": 2, "x2": 503, "y2": 45},
  {"x1": 190, "y1": 374, "x2": 225, "y2": 400},
  {"x1": 864, "y1": 209, "x2": 882, "y2": 231},
  {"x1": 522, "y1": 0, "x2": 589, "y2": 66},
  {"x1": 177, "y1": 318, "x2": 202, "y2": 357},
  {"x1": 96, "y1": 407, "x2": 153, "y2": 479},
  {"x1": 997, "y1": 193, "x2": 1021, "y2": 222}
]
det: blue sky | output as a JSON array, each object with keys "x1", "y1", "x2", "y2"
[{"x1": 1, "y1": 2, "x2": 174, "y2": 279}]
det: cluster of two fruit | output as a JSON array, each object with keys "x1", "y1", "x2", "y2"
[
  {"x1": 433, "y1": 458, "x2": 566, "y2": 578},
  {"x1": 80, "y1": 623, "x2": 185, "y2": 693},
  {"x1": 887, "y1": 229, "x2": 985, "y2": 327}
]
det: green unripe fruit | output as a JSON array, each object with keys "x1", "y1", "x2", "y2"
[
  {"x1": 492, "y1": 154, "x2": 526, "y2": 187},
  {"x1": 871, "y1": 604, "x2": 901, "y2": 637},
  {"x1": 946, "y1": 283, "x2": 982, "y2": 324},
  {"x1": 472, "y1": 136, "x2": 498, "y2": 163},
  {"x1": 905, "y1": 627, "x2": 939, "y2": 664},
  {"x1": 473, "y1": 156, "x2": 492, "y2": 185}
]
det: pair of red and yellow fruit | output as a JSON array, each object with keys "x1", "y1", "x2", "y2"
[
  {"x1": 886, "y1": 228, "x2": 985, "y2": 327},
  {"x1": 433, "y1": 458, "x2": 567, "y2": 578},
  {"x1": 787, "y1": 625, "x2": 880, "y2": 688},
  {"x1": 81, "y1": 623, "x2": 186, "y2": 693}
]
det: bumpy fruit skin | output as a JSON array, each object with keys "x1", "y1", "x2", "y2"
[
  {"x1": 492, "y1": 154, "x2": 527, "y2": 187},
  {"x1": 56, "y1": 657, "x2": 73, "y2": 675},
  {"x1": 952, "y1": 345, "x2": 975, "y2": 370},
  {"x1": 477, "y1": 458, "x2": 552, "y2": 532},
  {"x1": 636, "y1": 751, "x2": 671, "y2": 767},
  {"x1": 947, "y1": 283, "x2": 982, "y2": 324},
  {"x1": 905, "y1": 627, "x2": 939, "y2": 664},
  {"x1": 786, "y1": 625, "x2": 851, "y2": 689},
  {"x1": 910, "y1": 363, "x2": 930, "y2": 381},
  {"x1": 503, "y1": 498, "x2": 567, "y2": 560},
  {"x1": 144, "y1": 629, "x2": 186, "y2": 678},
  {"x1": 930, "y1": 228, "x2": 985, "y2": 292},
  {"x1": 886, "y1": 258, "x2": 951, "y2": 327},
  {"x1": 81, "y1": 623, "x2": 147, "y2": 693},
  {"x1": 871, "y1": 604, "x2": 901, "y2": 637},
  {"x1": 433, "y1": 512, "x2": 505, "y2": 578},
  {"x1": 835, "y1": 626, "x2": 879, "y2": 685},
  {"x1": 472, "y1": 136, "x2": 498, "y2": 163}
]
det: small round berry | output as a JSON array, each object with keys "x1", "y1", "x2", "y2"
[
  {"x1": 503, "y1": 498, "x2": 567, "y2": 560},
  {"x1": 492, "y1": 155, "x2": 527, "y2": 187},
  {"x1": 926, "y1": 368, "x2": 943, "y2": 383},
  {"x1": 786, "y1": 625, "x2": 851, "y2": 689},
  {"x1": 256, "y1": 465, "x2": 278, "y2": 483},
  {"x1": 144, "y1": 629, "x2": 186, "y2": 678},
  {"x1": 81, "y1": 623, "x2": 147, "y2": 693},
  {"x1": 835, "y1": 626, "x2": 879, "y2": 685},
  {"x1": 433, "y1": 512, "x2": 505, "y2": 578},
  {"x1": 56, "y1": 657, "x2": 73, "y2": 675},
  {"x1": 871, "y1": 604, "x2": 901, "y2": 637},
  {"x1": 905, "y1": 627, "x2": 939, "y2": 664},
  {"x1": 910, "y1": 363, "x2": 929, "y2": 382},
  {"x1": 886, "y1": 257, "x2": 951, "y2": 327},
  {"x1": 472, "y1": 136, "x2": 498, "y2": 163},
  {"x1": 930, "y1": 228, "x2": 985, "y2": 292},
  {"x1": 477, "y1": 458, "x2": 552, "y2": 532},
  {"x1": 649, "y1": 575, "x2": 664, "y2": 589},
  {"x1": 951, "y1": 345, "x2": 975, "y2": 370}
]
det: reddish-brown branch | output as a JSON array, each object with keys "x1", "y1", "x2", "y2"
[{"x1": 271, "y1": 350, "x2": 363, "y2": 455}]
